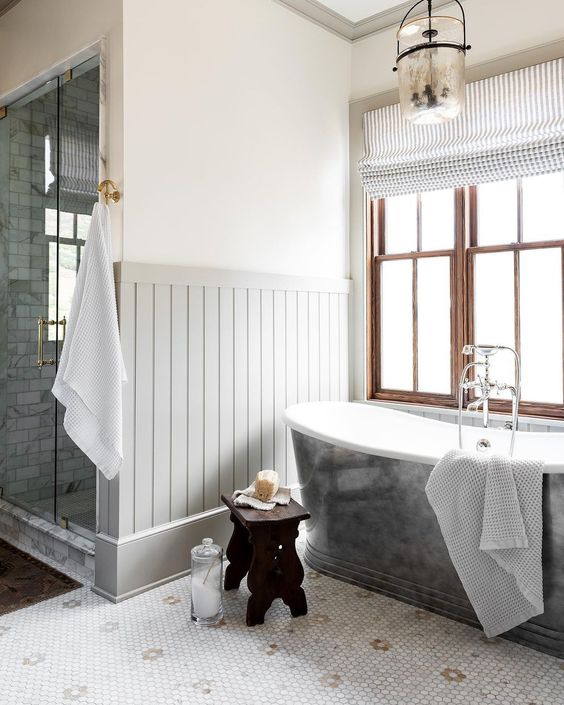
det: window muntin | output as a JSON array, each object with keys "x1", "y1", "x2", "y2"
[{"x1": 370, "y1": 173, "x2": 564, "y2": 416}]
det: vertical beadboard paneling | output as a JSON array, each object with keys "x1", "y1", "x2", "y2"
[
  {"x1": 285, "y1": 291, "x2": 298, "y2": 486},
  {"x1": 247, "y1": 289, "x2": 262, "y2": 482},
  {"x1": 134, "y1": 283, "x2": 155, "y2": 532},
  {"x1": 188, "y1": 286, "x2": 204, "y2": 516},
  {"x1": 339, "y1": 293, "x2": 349, "y2": 401},
  {"x1": 233, "y1": 289, "x2": 248, "y2": 493},
  {"x1": 308, "y1": 292, "x2": 320, "y2": 402},
  {"x1": 219, "y1": 288, "x2": 234, "y2": 499},
  {"x1": 273, "y1": 291, "x2": 287, "y2": 485},
  {"x1": 117, "y1": 282, "x2": 136, "y2": 537},
  {"x1": 297, "y1": 292, "x2": 309, "y2": 404},
  {"x1": 329, "y1": 293, "x2": 340, "y2": 401},
  {"x1": 261, "y1": 290, "x2": 274, "y2": 471},
  {"x1": 319, "y1": 292, "x2": 330, "y2": 400},
  {"x1": 153, "y1": 285, "x2": 172, "y2": 527},
  {"x1": 112, "y1": 265, "x2": 350, "y2": 538},
  {"x1": 204, "y1": 287, "x2": 220, "y2": 511},
  {"x1": 170, "y1": 285, "x2": 188, "y2": 521}
]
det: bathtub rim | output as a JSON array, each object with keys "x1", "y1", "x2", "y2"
[{"x1": 282, "y1": 401, "x2": 564, "y2": 474}]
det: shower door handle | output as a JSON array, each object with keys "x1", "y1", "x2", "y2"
[
  {"x1": 59, "y1": 316, "x2": 67, "y2": 348},
  {"x1": 37, "y1": 317, "x2": 55, "y2": 368}
]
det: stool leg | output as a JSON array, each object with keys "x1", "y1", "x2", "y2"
[
  {"x1": 246, "y1": 592, "x2": 274, "y2": 627},
  {"x1": 245, "y1": 521, "x2": 307, "y2": 626},
  {"x1": 279, "y1": 522, "x2": 308, "y2": 618},
  {"x1": 245, "y1": 530, "x2": 277, "y2": 627},
  {"x1": 283, "y1": 586, "x2": 308, "y2": 618},
  {"x1": 224, "y1": 514, "x2": 252, "y2": 591}
]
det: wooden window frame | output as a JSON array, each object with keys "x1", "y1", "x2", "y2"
[{"x1": 367, "y1": 181, "x2": 564, "y2": 420}]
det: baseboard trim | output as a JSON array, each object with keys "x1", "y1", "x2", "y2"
[
  {"x1": 94, "y1": 507, "x2": 232, "y2": 602},
  {"x1": 91, "y1": 567, "x2": 191, "y2": 603}
]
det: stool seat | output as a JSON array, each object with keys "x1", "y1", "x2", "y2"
[{"x1": 221, "y1": 493, "x2": 310, "y2": 626}]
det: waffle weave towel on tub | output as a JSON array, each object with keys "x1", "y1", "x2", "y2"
[{"x1": 425, "y1": 449, "x2": 544, "y2": 638}]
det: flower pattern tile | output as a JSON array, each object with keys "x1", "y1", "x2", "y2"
[{"x1": 0, "y1": 534, "x2": 562, "y2": 705}]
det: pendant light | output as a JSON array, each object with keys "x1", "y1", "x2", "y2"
[{"x1": 393, "y1": 0, "x2": 471, "y2": 125}]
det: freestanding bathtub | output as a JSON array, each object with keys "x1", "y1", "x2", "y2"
[{"x1": 283, "y1": 401, "x2": 564, "y2": 658}]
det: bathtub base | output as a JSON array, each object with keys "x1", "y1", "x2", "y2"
[
  {"x1": 291, "y1": 429, "x2": 564, "y2": 660},
  {"x1": 304, "y1": 539, "x2": 564, "y2": 659}
]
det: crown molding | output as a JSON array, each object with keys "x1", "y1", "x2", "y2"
[{"x1": 275, "y1": 0, "x2": 461, "y2": 42}]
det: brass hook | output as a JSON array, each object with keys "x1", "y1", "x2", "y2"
[{"x1": 97, "y1": 179, "x2": 121, "y2": 204}]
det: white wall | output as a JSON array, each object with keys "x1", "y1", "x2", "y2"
[
  {"x1": 351, "y1": 0, "x2": 564, "y2": 100},
  {"x1": 0, "y1": 0, "x2": 125, "y2": 258},
  {"x1": 121, "y1": 0, "x2": 351, "y2": 278}
]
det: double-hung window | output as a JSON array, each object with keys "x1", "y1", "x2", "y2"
[{"x1": 369, "y1": 172, "x2": 564, "y2": 418}]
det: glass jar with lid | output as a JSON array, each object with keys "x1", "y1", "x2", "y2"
[{"x1": 190, "y1": 538, "x2": 223, "y2": 626}]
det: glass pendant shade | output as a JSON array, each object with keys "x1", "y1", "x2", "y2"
[{"x1": 396, "y1": 14, "x2": 467, "y2": 125}]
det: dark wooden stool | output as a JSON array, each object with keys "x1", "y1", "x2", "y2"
[{"x1": 221, "y1": 494, "x2": 310, "y2": 626}]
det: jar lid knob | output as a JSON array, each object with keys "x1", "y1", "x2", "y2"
[{"x1": 202, "y1": 538, "x2": 213, "y2": 545}]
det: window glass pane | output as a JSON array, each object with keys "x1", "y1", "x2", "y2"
[
  {"x1": 421, "y1": 189, "x2": 454, "y2": 251},
  {"x1": 522, "y1": 172, "x2": 564, "y2": 242},
  {"x1": 477, "y1": 180, "x2": 518, "y2": 245},
  {"x1": 48, "y1": 242, "x2": 79, "y2": 341},
  {"x1": 385, "y1": 194, "x2": 417, "y2": 254},
  {"x1": 45, "y1": 208, "x2": 57, "y2": 236},
  {"x1": 417, "y1": 257, "x2": 451, "y2": 394},
  {"x1": 473, "y1": 252, "x2": 515, "y2": 399},
  {"x1": 59, "y1": 211, "x2": 74, "y2": 238},
  {"x1": 381, "y1": 259, "x2": 413, "y2": 390},
  {"x1": 48, "y1": 242, "x2": 57, "y2": 337},
  {"x1": 58, "y1": 243, "x2": 79, "y2": 321},
  {"x1": 77, "y1": 213, "x2": 91, "y2": 241},
  {"x1": 520, "y1": 249, "x2": 563, "y2": 403}
]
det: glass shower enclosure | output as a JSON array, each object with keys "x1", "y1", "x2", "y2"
[{"x1": 0, "y1": 57, "x2": 100, "y2": 537}]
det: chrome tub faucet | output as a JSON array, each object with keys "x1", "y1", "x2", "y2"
[{"x1": 458, "y1": 345, "x2": 521, "y2": 456}]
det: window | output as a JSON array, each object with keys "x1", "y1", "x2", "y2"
[
  {"x1": 45, "y1": 208, "x2": 91, "y2": 340},
  {"x1": 368, "y1": 173, "x2": 564, "y2": 418}
]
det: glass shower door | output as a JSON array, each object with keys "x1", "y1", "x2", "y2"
[
  {"x1": 0, "y1": 78, "x2": 60, "y2": 523},
  {"x1": 0, "y1": 58, "x2": 99, "y2": 537},
  {"x1": 55, "y1": 59, "x2": 99, "y2": 535}
]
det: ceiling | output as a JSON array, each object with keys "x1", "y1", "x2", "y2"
[
  {"x1": 314, "y1": 0, "x2": 409, "y2": 23},
  {"x1": 276, "y1": 0, "x2": 459, "y2": 41}
]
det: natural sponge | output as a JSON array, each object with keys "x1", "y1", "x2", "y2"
[{"x1": 254, "y1": 469, "x2": 280, "y2": 503}]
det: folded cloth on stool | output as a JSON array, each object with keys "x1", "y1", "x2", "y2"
[{"x1": 233, "y1": 483, "x2": 292, "y2": 511}]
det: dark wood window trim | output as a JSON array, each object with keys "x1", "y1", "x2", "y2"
[{"x1": 367, "y1": 181, "x2": 564, "y2": 420}]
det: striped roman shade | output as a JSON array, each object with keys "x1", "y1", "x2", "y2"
[
  {"x1": 47, "y1": 115, "x2": 99, "y2": 214},
  {"x1": 359, "y1": 58, "x2": 564, "y2": 199}
]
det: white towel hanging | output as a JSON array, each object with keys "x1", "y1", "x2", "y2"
[{"x1": 52, "y1": 203, "x2": 127, "y2": 480}]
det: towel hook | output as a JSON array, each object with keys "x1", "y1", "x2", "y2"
[{"x1": 97, "y1": 179, "x2": 121, "y2": 204}]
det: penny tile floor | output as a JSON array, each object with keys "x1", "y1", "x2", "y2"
[{"x1": 0, "y1": 534, "x2": 563, "y2": 705}]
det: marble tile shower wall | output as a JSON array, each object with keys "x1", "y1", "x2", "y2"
[
  {"x1": 0, "y1": 71, "x2": 99, "y2": 515},
  {"x1": 3, "y1": 94, "x2": 55, "y2": 508}
]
